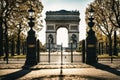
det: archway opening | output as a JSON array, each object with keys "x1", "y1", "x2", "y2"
[{"x1": 57, "y1": 28, "x2": 68, "y2": 48}]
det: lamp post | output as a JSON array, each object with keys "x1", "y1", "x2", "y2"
[
  {"x1": 60, "y1": 43, "x2": 63, "y2": 75},
  {"x1": 86, "y1": 5, "x2": 97, "y2": 64},
  {"x1": 48, "y1": 37, "x2": 51, "y2": 63},
  {"x1": 70, "y1": 40, "x2": 73, "y2": 63},
  {"x1": 23, "y1": 7, "x2": 37, "y2": 69}
]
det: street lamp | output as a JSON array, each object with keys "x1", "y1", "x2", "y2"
[
  {"x1": 28, "y1": 7, "x2": 35, "y2": 18},
  {"x1": 88, "y1": 5, "x2": 95, "y2": 29},
  {"x1": 60, "y1": 43, "x2": 63, "y2": 76},
  {"x1": 28, "y1": 7, "x2": 35, "y2": 29},
  {"x1": 23, "y1": 7, "x2": 37, "y2": 69},
  {"x1": 86, "y1": 5, "x2": 97, "y2": 64},
  {"x1": 70, "y1": 39, "x2": 73, "y2": 63},
  {"x1": 89, "y1": 6, "x2": 94, "y2": 17},
  {"x1": 48, "y1": 37, "x2": 51, "y2": 64}
]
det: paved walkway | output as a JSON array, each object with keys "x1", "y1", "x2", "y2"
[
  {"x1": 0, "y1": 68, "x2": 120, "y2": 80},
  {"x1": 0, "y1": 62, "x2": 120, "y2": 80}
]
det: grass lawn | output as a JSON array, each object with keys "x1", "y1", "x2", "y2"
[
  {"x1": 98, "y1": 53, "x2": 120, "y2": 59},
  {"x1": 0, "y1": 53, "x2": 120, "y2": 59},
  {"x1": 0, "y1": 54, "x2": 26, "y2": 59}
]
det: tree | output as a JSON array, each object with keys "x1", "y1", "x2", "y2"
[
  {"x1": 8, "y1": 0, "x2": 43, "y2": 55},
  {"x1": 0, "y1": 0, "x2": 14, "y2": 56},
  {"x1": 0, "y1": 0, "x2": 16, "y2": 62},
  {"x1": 109, "y1": 0, "x2": 120, "y2": 28},
  {"x1": 0, "y1": 0, "x2": 43, "y2": 63},
  {"x1": 86, "y1": 0, "x2": 119, "y2": 56}
]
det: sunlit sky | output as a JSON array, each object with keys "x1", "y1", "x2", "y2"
[{"x1": 38, "y1": 0, "x2": 94, "y2": 45}]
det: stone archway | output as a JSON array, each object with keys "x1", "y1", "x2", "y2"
[
  {"x1": 71, "y1": 34, "x2": 78, "y2": 49},
  {"x1": 57, "y1": 27, "x2": 68, "y2": 47},
  {"x1": 45, "y1": 10, "x2": 80, "y2": 50}
]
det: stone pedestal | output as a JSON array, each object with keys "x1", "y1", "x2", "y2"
[
  {"x1": 23, "y1": 29, "x2": 37, "y2": 69},
  {"x1": 86, "y1": 29, "x2": 97, "y2": 64}
]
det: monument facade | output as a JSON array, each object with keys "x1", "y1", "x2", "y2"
[{"x1": 45, "y1": 10, "x2": 80, "y2": 49}]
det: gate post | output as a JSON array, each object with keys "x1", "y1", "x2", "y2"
[
  {"x1": 23, "y1": 7, "x2": 37, "y2": 69},
  {"x1": 82, "y1": 40, "x2": 85, "y2": 63},
  {"x1": 86, "y1": 6, "x2": 97, "y2": 64}
]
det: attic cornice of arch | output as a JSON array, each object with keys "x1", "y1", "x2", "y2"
[
  {"x1": 46, "y1": 10, "x2": 80, "y2": 15},
  {"x1": 56, "y1": 24, "x2": 69, "y2": 27},
  {"x1": 55, "y1": 24, "x2": 68, "y2": 29}
]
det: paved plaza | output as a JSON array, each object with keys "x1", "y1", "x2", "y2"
[
  {"x1": 0, "y1": 52, "x2": 120, "y2": 80},
  {"x1": 0, "y1": 68, "x2": 120, "y2": 80},
  {"x1": 0, "y1": 63, "x2": 120, "y2": 80}
]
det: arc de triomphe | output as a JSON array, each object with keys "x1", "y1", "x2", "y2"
[{"x1": 45, "y1": 10, "x2": 80, "y2": 49}]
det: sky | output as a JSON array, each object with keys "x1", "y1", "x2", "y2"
[{"x1": 38, "y1": 0, "x2": 94, "y2": 45}]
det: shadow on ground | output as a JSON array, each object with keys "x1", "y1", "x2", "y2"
[
  {"x1": 32, "y1": 64, "x2": 118, "y2": 80},
  {"x1": 90, "y1": 63, "x2": 120, "y2": 76},
  {"x1": 32, "y1": 75, "x2": 111, "y2": 80},
  {"x1": 0, "y1": 63, "x2": 120, "y2": 80},
  {"x1": 0, "y1": 69, "x2": 31, "y2": 80}
]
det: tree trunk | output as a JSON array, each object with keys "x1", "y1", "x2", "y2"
[
  {"x1": 105, "y1": 42, "x2": 108, "y2": 54},
  {"x1": 4, "y1": 20, "x2": 9, "y2": 64},
  {"x1": 108, "y1": 35, "x2": 112, "y2": 56},
  {"x1": 17, "y1": 25, "x2": 21, "y2": 55},
  {"x1": 17, "y1": 34, "x2": 20, "y2": 55},
  {"x1": 98, "y1": 42, "x2": 101, "y2": 55},
  {"x1": 0, "y1": 17, "x2": 3, "y2": 56},
  {"x1": 101, "y1": 42, "x2": 103, "y2": 54},
  {"x1": 11, "y1": 39, "x2": 15, "y2": 56},
  {"x1": 37, "y1": 40, "x2": 40, "y2": 63}
]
